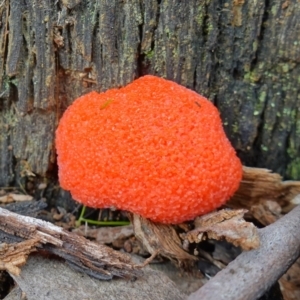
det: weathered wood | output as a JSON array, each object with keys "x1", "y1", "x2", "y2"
[
  {"x1": 0, "y1": 0, "x2": 299, "y2": 186},
  {"x1": 0, "y1": 207, "x2": 142, "y2": 280},
  {"x1": 229, "y1": 166, "x2": 300, "y2": 213}
]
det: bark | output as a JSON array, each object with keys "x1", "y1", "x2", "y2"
[{"x1": 0, "y1": 0, "x2": 300, "y2": 186}]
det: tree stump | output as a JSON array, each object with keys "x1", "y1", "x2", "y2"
[{"x1": 0, "y1": 0, "x2": 299, "y2": 186}]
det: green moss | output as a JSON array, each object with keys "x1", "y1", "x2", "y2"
[
  {"x1": 195, "y1": 6, "x2": 205, "y2": 26},
  {"x1": 144, "y1": 50, "x2": 154, "y2": 60},
  {"x1": 206, "y1": 23, "x2": 214, "y2": 35},
  {"x1": 283, "y1": 107, "x2": 291, "y2": 116},
  {"x1": 290, "y1": 109, "x2": 296, "y2": 119},
  {"x1": 252, "y1": 90, "x2": 267, "y2": 116},
  {"x1": 282, "y1": 64, "x2": 290, "y2": 73},
  {"x1": 286, "y1": 157, "x2": 300, "y2": 180},
  {"x1": 270, "y1": 4, "x2": 279, "y2": 16},
  {"x1": 259, "y1": 90, "x2": 267, "y2": 103},
  {"x1": 232, "y1": 122, "x2": 239, "y2": 133}
]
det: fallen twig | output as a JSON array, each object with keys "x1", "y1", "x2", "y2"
[
  {"x1": 188, "y1": 205, "x2": 300, "y2": 300},
  {"x1": 0, "y1": 207, "x2": 141, "y2": 280}
]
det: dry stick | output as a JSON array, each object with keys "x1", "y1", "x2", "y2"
[
  {"x1": 188, "y1": 204, "x2": 300, "y2": 300},
  {"x1": 0, "y1": 207, "x2": 141, "y2": 280}
]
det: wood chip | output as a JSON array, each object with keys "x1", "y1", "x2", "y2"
[
  {"x1": 229, "y1": 166, "x2": 300, "y2": 212},
  {"x1": 0, "y1": 194, "x2": 33, "y2": 204},
  {"x1": 181, "y1": 209, "x2": 260, "y2": 251},
  {"x1": 0, "y1": 239, "x2": 40, "y2": 276}
]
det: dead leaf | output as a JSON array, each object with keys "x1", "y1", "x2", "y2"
[
  {"x1": 123, "y1": 236, "x2": 150, "y2": 256},
  {"x1": 73, "y1": 225, "x2": 134, "y2": 248},
  {"x1": 0, "y1": 193, "x2": 33, "y2": 203},
  {"x1": 0, "y1": 194, "x2": 14, "y2": 203},
  {"x1": 11, "y1": 194, "x2": 33, "y2": 202},
  {"x1": 131, "y1": 214, "x2": 196, "y2": 263},
  {"x1": 181, "y1": 209, "x2": 260, "y2": 251}
]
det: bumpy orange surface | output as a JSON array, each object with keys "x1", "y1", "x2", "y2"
[{"x1": 56, "y1": 75, "x2": 242, "y2": 224}]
